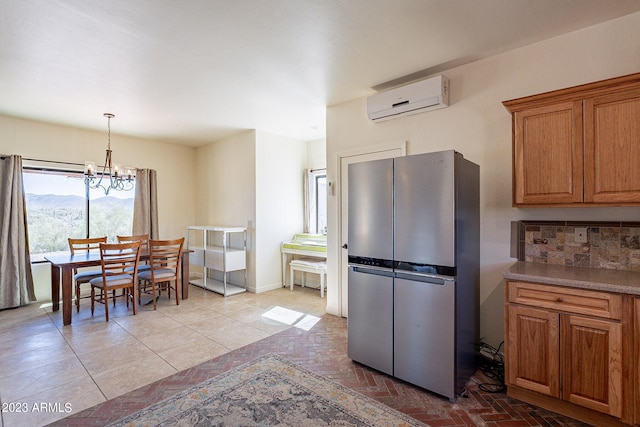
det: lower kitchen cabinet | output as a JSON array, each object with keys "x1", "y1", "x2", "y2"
[
  {"x1": 505, "y1": 280, "x2": 634, "y2": 425},
  {"x1": 561, "y1": 314, "x2": 622, "y2": 418},
  {"x1": 507, "y1": 304, "x2": 560, "y2": 397}
]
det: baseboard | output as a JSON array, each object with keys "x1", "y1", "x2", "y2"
[
  {"x1": 325, "y1": 306, "x2": 341, "y2": 317},
  {"x1": 253, "y1": 283, "x2": 282, "y2": 293},
  {"x1": 507, "y1": 385, "x2": 631, "y2": 426}
]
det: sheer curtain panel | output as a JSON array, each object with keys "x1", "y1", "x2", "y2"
[
  {"x1": 303, "y1": 169, "x2": 311, "y2": 233},
  {"x1": 132, "y1": 168, "x2": 159, "y2": 239},
  {"x1": 0, "y1": 155, "x2": 36, "y2": 309}
]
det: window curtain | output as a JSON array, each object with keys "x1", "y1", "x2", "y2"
[
  {"x1": 0, "y1": 155, "x2": 36, "y2": 309},
  {"x1": 132, "y1": 168, "x2": 159, "y2": 239},
  {"x1": 303, "y1": 169, "x2": 312, "y2": 233}
]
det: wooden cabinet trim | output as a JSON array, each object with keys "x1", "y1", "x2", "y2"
[
  {"x1": 508, "y1": 281, "x2": 623, "y2": 320},
  {"x1": 508, "y1": 385, "x2": 631, "y2": 427},
  {"x1": 503, "y1": 72, "x2": 640, "y2": 113},
  {"x1": 635, "y1": 298, "x2": 640, "y2": 424},
  {"x1": 510, "y1": 201, "x2": 640, "y2": 208},
  {"x1": 621, "y1": 296, "x2": 634, "y2": 425}
]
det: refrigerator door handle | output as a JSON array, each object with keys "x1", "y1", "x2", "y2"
[
  {"x1": 394, "y1": 271, "x2": 455, "y2": 285},
  {"x1": 349, "y1": 265, "x2": 394, "y2": 277}
]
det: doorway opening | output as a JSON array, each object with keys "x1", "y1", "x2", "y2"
[{"x1": 336, "y1": 141, "x2": 406, "y2": 317}]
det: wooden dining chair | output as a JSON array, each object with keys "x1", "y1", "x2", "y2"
[
  {"x1": 117, "y1": 234, "x2": 151, "y2": 271},
  {"x1": 137, "y1": 238, "x2": 184, "y2": 310},
  {"x1": 116, "y1": 234, "x2": 149, "y2": 252},
  {"x1": 68, "y1": 236, "x2": 107, "y2": 312},
  {"x1": 89, "y1": 241, "x2": 141, "y2": 321}
]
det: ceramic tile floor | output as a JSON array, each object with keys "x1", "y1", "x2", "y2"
[
  {"x1": 1, "y1": 285, "x2": 589, "y2": 427},
  {"x1": 0, "y1": 285, "x2": 326, "y2": 427}
]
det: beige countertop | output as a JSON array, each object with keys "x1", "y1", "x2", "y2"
[{"x1": 503, "y1": 261, "x2": 640, "y2": 296}]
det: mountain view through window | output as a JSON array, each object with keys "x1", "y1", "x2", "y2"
[{"x1": 23, "y1": 169, "x2": 134, "y2": 261}]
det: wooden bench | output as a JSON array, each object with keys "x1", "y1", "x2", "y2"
[{"x1": 289, "y1": 258, "x2": 327, "y2": 297}]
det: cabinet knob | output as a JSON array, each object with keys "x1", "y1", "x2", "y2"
[{"x1": 556, "y1": 297, "x2": 563, "y2": 302}]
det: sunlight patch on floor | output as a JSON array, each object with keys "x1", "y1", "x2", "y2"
[
  {"x1": 261, "y1": 306, "x2": 304, "y2": 325},
  {"x1": 294, "y1": 314, "x2": 321, "y2": 331},
  {"x1": 261, "y1": 306, "x2": 321, "y2": 330}
]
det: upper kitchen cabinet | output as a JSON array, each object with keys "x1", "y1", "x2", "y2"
[
  {"x1": 584, "y1": 88, "x2": 640, "y2": 204},
  {"x1": 503, "y1": 73, "x2": 640, "y2": 207},
  {"x1": 511, "y1": 100, "x2": 584, "y2": 205}
]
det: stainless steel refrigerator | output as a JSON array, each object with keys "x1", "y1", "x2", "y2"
[{"x1": 347, "y1": 150, "x2": 479, "y2": 400}]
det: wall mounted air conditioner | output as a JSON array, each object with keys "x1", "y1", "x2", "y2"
[{"x1": 367, "y1": 75, "x2": 449, "y2": 121}]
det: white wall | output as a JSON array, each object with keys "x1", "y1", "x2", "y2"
[
  {"x1": 0, "y1": 114, "x2": 196, "y2": 301},
  {"x1": 306, "y1": 138, "x2": 326, "y2": 170},
  {"x1": 194, "y1": 131, "x2": 257, "y2": 288},
  {"x1": 255, "y1": 131, "x2": 307, "y2": 292},
  {"x1": 194, "y1": 130, "x2": 307, "y2": 293},
  {"x1": 326, "y1": 12, "x2": 640, "y2": 347}
]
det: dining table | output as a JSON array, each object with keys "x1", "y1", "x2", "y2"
[{"x1": 44, "y1": 250, "x2": 190, "y2": 325}]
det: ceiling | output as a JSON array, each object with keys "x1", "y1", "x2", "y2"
[{"x1": 1, "y1": 0, "x2": 640, "y2": 147}]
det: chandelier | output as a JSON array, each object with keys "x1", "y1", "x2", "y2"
[{"x1": 84, "y1": 113, "x2": 135, "y2": 195}]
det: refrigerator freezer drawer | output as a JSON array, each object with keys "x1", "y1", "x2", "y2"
[
  {"x1": 347, "y1": 267, "x2": 394, "y2": 376},
  {"x1": 393, "y1": 275, "x2": 456, "y2": 399}
]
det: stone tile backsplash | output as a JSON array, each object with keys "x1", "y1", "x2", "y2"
[{"x1": 514, "y1": 221, "x2": 640, "y2": 271}]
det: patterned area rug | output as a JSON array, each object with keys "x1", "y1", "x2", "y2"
[{"x1": 107, "y1": 354, "x2": 425, "y2": 426}]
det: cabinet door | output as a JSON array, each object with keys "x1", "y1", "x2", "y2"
[
  {"x1": 513, "y1": 101, "x2": 583, "y2": 205},
  {"x1": 507, "y1": 305, "x2": 560, "y2": 397},
  {"x1": 561, "y1": 314, "x2": 622, "y2": 417},
  {"x1": 584, "y1": 88, "x2": 640, "y2": 203}
]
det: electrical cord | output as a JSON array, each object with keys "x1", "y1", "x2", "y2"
[{"x1": 474, "y1": 341, "x2": 505, "y2": 393}]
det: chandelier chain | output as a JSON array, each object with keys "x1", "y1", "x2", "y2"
[{"x1": 107, "y1": 114, "x2": 111, "y2": 150}]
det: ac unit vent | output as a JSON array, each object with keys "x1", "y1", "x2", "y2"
[{"x1": 367, "y1": 75, "x2": 449, "y2": 121}]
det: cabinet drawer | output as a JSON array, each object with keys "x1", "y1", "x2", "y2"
[{"x1": 508, "y1": 281, "x2": 622, "y2": 320}]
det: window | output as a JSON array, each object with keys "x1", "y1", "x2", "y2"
[
  {"x1": 23, "y1": 168, "x2": 135, "y2": 261},
  {"x1": 308, "y1": 169, "x2": 327, "y2": 234}
]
